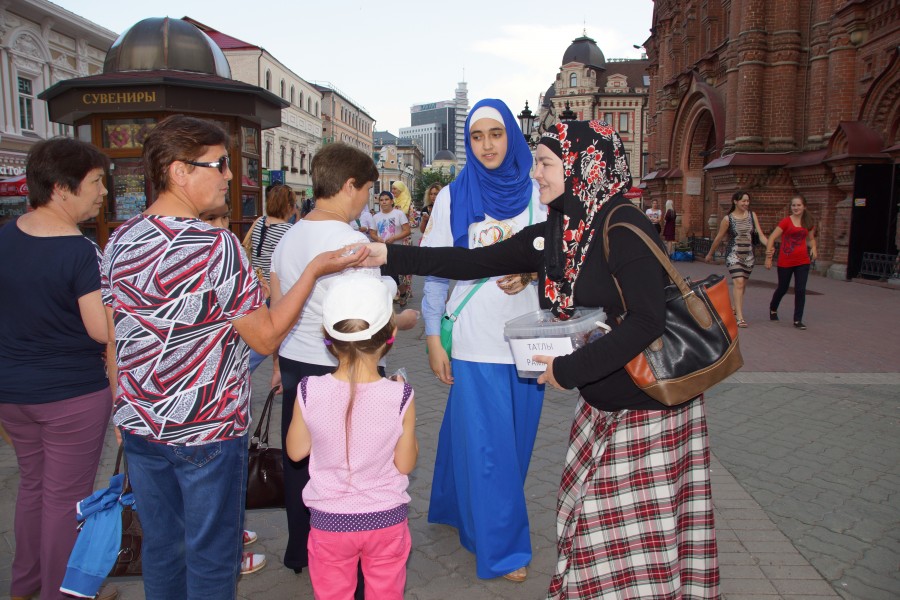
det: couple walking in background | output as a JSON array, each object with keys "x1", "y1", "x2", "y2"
[{"x1": 707, "y1": 190, "x2": 817, "y2": 329}]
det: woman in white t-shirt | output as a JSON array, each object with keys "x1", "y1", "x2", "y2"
[
  {"x1": 269, "y1": 143, "x2": 416, "y2": 582},
  {"x1": 645, "y1": 199, "x2": 662, "y2": 234}
]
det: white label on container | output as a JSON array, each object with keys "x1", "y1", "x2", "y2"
[{"x1": 508, "y1": 337, "x2": 575, "y2": 372}]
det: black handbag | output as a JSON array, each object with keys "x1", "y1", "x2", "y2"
[
  {"x1": 108, "y1": 445, "x2": 143, "y2": 577},
  {"x1": 246, "y1": 386, "x2": 285, "y2": 509},
  {"x1": 750, "y1": 211, "x2": 761, "y2": 246},
  {"x1": 604, "y1": 205, "x2": 744, "y2": 406}
]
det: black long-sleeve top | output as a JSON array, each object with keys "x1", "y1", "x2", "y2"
[{"x1": 387, "y1": 197, "x2": 674, "y2": 411}]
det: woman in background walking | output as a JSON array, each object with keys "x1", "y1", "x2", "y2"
[
  {"x1": 766, "y1": 194, "x2": 817, "y2": 330},
  {"x1": 706, "y1": 190, "x2": 768, "y2": 327},
  {"x1": 663, "y1": 199, "x2": 677, "y2": 255}
]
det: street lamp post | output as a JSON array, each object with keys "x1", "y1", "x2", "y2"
[
  {"x1": 559, "y1": 101, "x2": 577, "y2": 121},
  {"x1": 517, "y1": 101, "x2": 536, "y2": 148}
]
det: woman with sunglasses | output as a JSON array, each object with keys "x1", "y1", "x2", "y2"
[{"x1": 101, "y1": 115, "x2": 367, "y2": 600}]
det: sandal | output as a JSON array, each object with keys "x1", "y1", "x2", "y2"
[
  {"x1": 242, "y1": 530, "x2": 257, "y2": 547},
  {"x1": 502, "y1": 566, "x2": 527, "y2": 582},
  {"x1": 240, "y1": 552, "x2": 266, "y2": 575},
  {"x1": 737, "y1": 319, "x2": 748, "y2": 328}
]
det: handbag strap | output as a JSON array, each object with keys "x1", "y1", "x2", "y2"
[
  {"x1": 602, "y1": 204, "x2": 712, "y2": 328},
  {"x1": 113, "y1": 443, "x2": 125, "y2": 476},
  {"x1": 254, "y1": 217, "x2": 269, "y2": 257},
  {"x1": 251, "y1": 386, "x2": 280, "y2": 446},
  {"x1": 113, "y1": 443, "x2": 133, "y2": 495}
]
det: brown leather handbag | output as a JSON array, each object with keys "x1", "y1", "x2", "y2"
[
  {"x1": 604, "y1": 204, "x2": 744, "y2": 406},
  {"x1": 108, "y1": 445, "x2": 143, "y2": 577},
  {"x1": 246, "y1": 387, "x2": 285, "y2": 509}
]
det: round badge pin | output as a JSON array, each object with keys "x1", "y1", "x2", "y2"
[{"x1": 533, "y1": 237, "x2": 545, "y2": 251}]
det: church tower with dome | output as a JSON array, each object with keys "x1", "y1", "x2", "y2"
[{"x1": 540, "y1": 33, "x2": 650, "y2": 187}]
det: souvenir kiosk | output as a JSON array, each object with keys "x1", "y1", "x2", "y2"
[{"x1": 39, "y1": 17, "x2": 286, "y2": 246}]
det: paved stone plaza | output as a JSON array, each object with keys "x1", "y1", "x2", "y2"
[{"x1": 2, "y1": 257, "x2": 898, "y2": 599}]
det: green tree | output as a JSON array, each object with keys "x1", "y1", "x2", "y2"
[{"x1": 413, "y1": 167, "x2": 456, "y2": 208}]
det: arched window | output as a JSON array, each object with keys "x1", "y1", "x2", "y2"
[
  {"x1": 299, "y1": 91, "x2": 304, "y2": 108},
  {"x1": 291, "y1": 148, "x2": 296, "y2": 168},
  {"x1": 308, "y1": 98, "x2": 311, "y2": 113},
  {"x1": 290, "y1": 85, "x2": 295, "y2": 104},
  {"x1": 315, "y1": 101, "x2": 319, "y2": 116},
  {"x1": 569, "y1": 73, "x2": 577, "y2": 87},
  {"x1": 265, "y1": 141, "x2": 271, "y2": 168},
  {"x1": 280, "y1": 145, "x2": 286, "y2": 169},
  {"x1": 265, "y1": 70, "x2": 271, "y2": 91},
  {"x1": 280, "y1": 79, "x2": 285, "y2": 98}
]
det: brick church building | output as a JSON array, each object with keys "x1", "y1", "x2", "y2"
[{"x1": 642, "y1": 0, "x2": 899, "y2": 279}]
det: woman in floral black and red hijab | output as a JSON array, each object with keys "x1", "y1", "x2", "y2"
[
  {"x1": 538, "y1": 119, "x2": 632, "y2": 319},
  {"x1": 370, "y1": 119, "x2": 720, "y2": 599}
]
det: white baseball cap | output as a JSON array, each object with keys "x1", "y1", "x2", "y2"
[{"x1": 322, "y1": 276, "x2": 394, "y2": 342}]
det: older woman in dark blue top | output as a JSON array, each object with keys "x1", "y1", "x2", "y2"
[{"x1": 0, "y1": 138, "x2": 112, "y2": 600}]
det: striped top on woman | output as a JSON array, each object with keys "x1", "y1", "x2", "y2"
[{"x1": 250, "y1": 216, "x2": 292, "y2": 283}]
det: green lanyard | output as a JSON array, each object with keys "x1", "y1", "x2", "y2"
[{"x1": 447, "y1": 197, "x2": 535, "y2": 321}]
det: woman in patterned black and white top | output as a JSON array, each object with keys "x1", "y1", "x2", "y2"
[
  {"x1": 102, "y1": 115, "x2": 367, "y2": 600},
  {"x1": 706, "y1": 190, "x2": 768, "y2": 327}
]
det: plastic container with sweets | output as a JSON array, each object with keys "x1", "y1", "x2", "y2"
[{"x1": 504, "y1": 307, "x2": 609, "y2": 378}]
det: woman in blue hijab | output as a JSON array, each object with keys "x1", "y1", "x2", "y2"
[{"x1": 419, "y1": 98, "x2": 547, "y2": 582}]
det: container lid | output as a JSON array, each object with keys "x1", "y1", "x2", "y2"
[{"x1": 504, "y1": 307, "x2": 607, "y2": 338}]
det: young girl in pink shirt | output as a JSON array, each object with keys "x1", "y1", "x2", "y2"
[{"x1": 286, "y1": 276, "x2": 418, "y2": 599}]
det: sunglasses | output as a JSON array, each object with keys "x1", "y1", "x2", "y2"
[{"x1": 183, "y1": 155, "x2": 230, "y2": 174}]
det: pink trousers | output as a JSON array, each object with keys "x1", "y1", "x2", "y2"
[
  {"x1": 0, "y1": 387, "x2": 112, "y2": 600},
  {"x1": 308, "y1": 520, "x2": 411, "y2": 600}
]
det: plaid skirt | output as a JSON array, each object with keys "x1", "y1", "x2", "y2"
[{"x1": 547, "y1": 397, "x2": 720, "y2": 599}]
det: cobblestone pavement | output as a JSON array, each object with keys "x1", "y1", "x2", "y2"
[{"x1": 1, "y1": 255, "x2": 897, "y2": 599}]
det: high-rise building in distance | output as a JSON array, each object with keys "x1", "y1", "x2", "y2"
[{"x1": 400, "y1": 81, "x2": 468, "y2": 168}]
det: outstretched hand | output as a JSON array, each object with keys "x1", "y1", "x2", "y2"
[
  {"x1": 360, "y1": 242, "x2": 388, "y2": 267},
  {"x1": 309, "y1": 245, "x2": 371, "y2": 277}
]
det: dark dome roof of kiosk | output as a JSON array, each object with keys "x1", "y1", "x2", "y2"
[
  {"x1": 104, "y1": 17, "x2": 232, "y2": 78},
  {"x1": 433, "y1": 149, "x2": 457, "y2": 161},
  {"x1": 562, "y1": 35, "x2": 606, "y2": 69}
]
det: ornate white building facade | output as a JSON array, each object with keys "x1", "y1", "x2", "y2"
[
  {"x1": 184, "y1": 17, "x2": 323, "y2": 200},
  {"x1": 0, "y1": 0, "x2": 115, "y2": 176}
]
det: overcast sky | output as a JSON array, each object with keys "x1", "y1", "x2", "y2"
[{"x1": 52, "y1": 0, "x2": 654, "y2": 134}]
